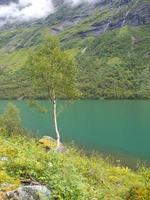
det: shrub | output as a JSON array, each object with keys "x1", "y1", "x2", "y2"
[
  {"x1": 0, "y1": 103, "x2": 22, "y2": 135},
  {"x1": 126, "y1": 185, "x2": 150, "y2": 200},
  {"x1": 0, "y1": 170, "x2": 20, "y2": 191}
]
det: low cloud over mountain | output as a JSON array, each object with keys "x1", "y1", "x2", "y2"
[
  {"x1": 66, "y1": 0, "x2": 92, "y2": 5},
  {"x1": 0, "y1": 0, "x2": 96, "y2": 26},
  {"x1": 0, "y1": 0, "x2": 54, "y2": 25}
]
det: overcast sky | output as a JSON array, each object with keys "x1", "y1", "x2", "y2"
[{"x1": 0, "y1": 0, "x2": 94, "y2": 25}]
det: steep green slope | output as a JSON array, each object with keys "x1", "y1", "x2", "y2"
[
  {"x1": 0, "y1": 25, "x2": 149, "y2": 99},
  {"x1": 77, "y1": 25, "x2": 150, "y2": 99},
  {"x1": 0, "y1": 0, "x2": 150, "y2": 99}
]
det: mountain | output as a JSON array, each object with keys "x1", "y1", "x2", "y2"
[{"x1": 0, "y1": 0, "x2": 150, "y2": 99}]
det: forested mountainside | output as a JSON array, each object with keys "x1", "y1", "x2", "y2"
[{"x1": 0, "y1": 0, "x2": 150, "y2": 99}]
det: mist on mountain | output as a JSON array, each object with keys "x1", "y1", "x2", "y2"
[
  {"x1": 0, "y1": 0, "x2": 54, "y2": 25},
  {"x1": 0, "y1": 0, "x2": 97, "y2": 26}
]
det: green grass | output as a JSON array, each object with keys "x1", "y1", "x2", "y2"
[{"x1": 0, "y1": 132, "x2": 150, "y2": 200}]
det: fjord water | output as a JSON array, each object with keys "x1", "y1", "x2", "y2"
[{"x1": 0, "y1": 100, "x2": 150, "y2": 164}]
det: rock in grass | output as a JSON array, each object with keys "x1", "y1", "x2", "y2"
[
  {"x1": 39, "y1": 136, "x2": 67, "y2": 153},
  {"x1": 1, "y1": 156, "x2": 9, "y2": 162},
  {"x1": 6, "y1": 185, "x2": 51, "y2": 200},
  {"x1": 39, "y1": 136, "x2": 57, "y2": 150}
]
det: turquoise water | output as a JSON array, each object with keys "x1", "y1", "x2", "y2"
[{"x1": 0, "y1": 100, "x2": 150, "y2": 164}]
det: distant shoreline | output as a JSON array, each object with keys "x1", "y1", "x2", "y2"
[{"x1": 0, "y1": 98, "x2": 150, "y2": 101}]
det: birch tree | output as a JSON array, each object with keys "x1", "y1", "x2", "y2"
[{"x1": 26, "y1": 34, "x2": 79, "y2": 150}]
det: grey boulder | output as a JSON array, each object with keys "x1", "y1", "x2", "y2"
[{"x1": 6, "y1": 185, "x2": 51, "y2": 200}]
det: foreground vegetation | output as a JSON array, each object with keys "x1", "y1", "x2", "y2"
[
  {"x1": 1, "y1": 132, "x2": 150, "y2": 200},
  {"x1": 0, "y1": 104, "x2": 150, "y2": 199}
]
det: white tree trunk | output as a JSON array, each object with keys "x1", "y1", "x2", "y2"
[{"x1": 53, "y1": 99, "x2": 61, "y2": 149}]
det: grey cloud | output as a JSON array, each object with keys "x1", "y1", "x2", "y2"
[
  {"x1": 0, "y1": 0, "x2": 54, "y2": 24},
  {"x1": 0, "y1": 0, "x2": 96, "y2": 26}
]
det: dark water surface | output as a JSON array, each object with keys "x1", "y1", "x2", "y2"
[{"x1": 0, "y1": 100, "x2": 150, "y2": 166}]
